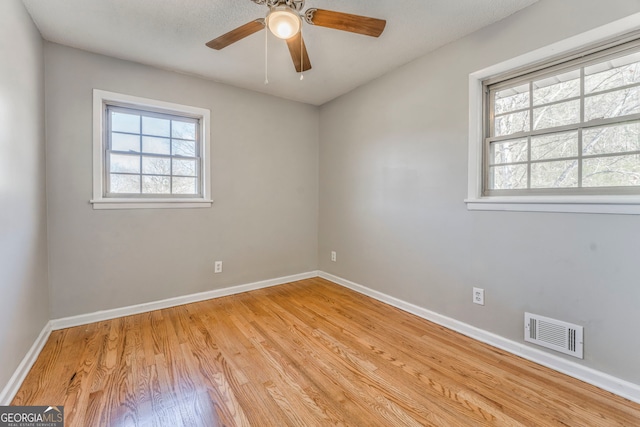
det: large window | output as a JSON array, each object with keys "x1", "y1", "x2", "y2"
[
  {"x1": 467, "y1": 19, "x2": 640, "y2": 214},
  {"x1": 485, "y1": 41, "x2": 640, "y2": 197},
  {"x1": 92, "y1": 90, "x2": 212, "y2": 209}
]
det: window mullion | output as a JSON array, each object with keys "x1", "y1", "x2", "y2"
[
  {"x1": 584, "y1": 80, "x2": 640, "y2": 98},
  {"x1": 519, "y1": 94, "x2": 582, "y2": 112},
  {"x1": 493, "y1": 106, "x2": 531, "y2": 118},
  {"x1": 578, "y1": 66, "x2": 585, "y2": 188},
  {"x1": 169, "y1": 120, "x2": 173, "y2": 195},
  {"x1": 528, "y1": 81, "x2": 533, "y2": 189},
  {"x1": 487, "y1": 113, "x2": 640, "y2": 144},
  {"x1": 139, "y1": 115, "x2": 143, "y2": 194},
  {"x1": 198, "y1": 120, "x2": 202, "y2": 196}
]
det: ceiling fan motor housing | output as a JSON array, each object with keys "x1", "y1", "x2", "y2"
[{"x1": 251, "y1": 0, "x2": 305, "y2": 11}]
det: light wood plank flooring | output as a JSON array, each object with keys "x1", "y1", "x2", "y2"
[{"x1": 12, "y1": 278, "x2": 640, "y2": 426}]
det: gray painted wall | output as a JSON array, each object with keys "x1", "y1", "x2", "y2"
[
  {"x1": 45, "y1": 43, "x2": 319, "y2": 319},
  {"x1": 0, "y1": 0, "x2": 50, "y2": 391},
  {"x1": 319, "y1": 0, "x2": 640, "y2": 383}
]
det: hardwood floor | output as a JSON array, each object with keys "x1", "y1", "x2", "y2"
[{"x1": 12, "y1": 278, "x2": 640, "y2": 426}]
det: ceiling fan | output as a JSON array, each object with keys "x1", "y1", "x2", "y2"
[{"x1": 206, "y1": 0, "x2": 386, "y2": 73}]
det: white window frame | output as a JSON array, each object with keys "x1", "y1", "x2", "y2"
[
  {"x1": 91, "y1": 89, "x2": 212, "y2": 209},
  {"x1": 466, "y1": 13, "x2": 640, "y2": 215}
]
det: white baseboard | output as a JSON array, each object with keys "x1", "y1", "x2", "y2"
[
  {"x1": 318, "y1": 271, "x2": 640, "y2": 404},
  {"x1": 0, "y1": 322, "x2": 52, "y2": 405},
  {"x1": 51, "y1": 271, "x2": 319, "y2": 330}
]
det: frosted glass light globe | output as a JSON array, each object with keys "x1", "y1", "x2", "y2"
[{"x1": 267, "y1": 7, "x2": 301, "y2": 40}]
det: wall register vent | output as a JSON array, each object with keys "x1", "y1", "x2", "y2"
[{"x1": 524, "y1": 312, "x2": 583, "y2": 359}]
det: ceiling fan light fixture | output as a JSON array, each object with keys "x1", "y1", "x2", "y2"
[{"x1": 267, "y1": 6, "x2": 301, "y2": 40}]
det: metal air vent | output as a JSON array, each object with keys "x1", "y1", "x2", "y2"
[{"x1": 524, "y1": 312, "x2": 583, "y2": 359}]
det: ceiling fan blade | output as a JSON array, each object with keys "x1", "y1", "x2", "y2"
[
  {"x1": 206, "y1": 19, "x2": 265, "y2": 50},
  {"x1": 286, "y1": 32, "x2": 312, "y2": 73},
  {"x1": 306, "y1": 9, "x2": 386, "y2": 38}
]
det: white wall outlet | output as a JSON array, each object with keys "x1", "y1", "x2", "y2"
[
  {"x1": 214, "y1": 261, "x2": 223, "y2": 273},
  {"x1": 473, "y1": 287, "x2": 484, "y2": 305},
  {"x1": 330, "y1": 251, "x2": 337, "y2": 262}
]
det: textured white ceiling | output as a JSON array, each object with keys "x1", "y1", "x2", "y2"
[{"x1": 21, "y1": 0, "x2": 537, "y2": 105}]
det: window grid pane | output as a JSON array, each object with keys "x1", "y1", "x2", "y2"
[
  {"x1": 486, "y1": 42, "x2": 640, "y2": 194},
  {"x1": 106, "y1": 106, "x2": 201, "y2": 196}
]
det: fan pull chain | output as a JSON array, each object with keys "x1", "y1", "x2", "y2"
[
  {"x1": 264, "y1": 26, "x2": 269, "y2": 85},
  {"x1": 300, "y1": 26, "x2": 304, "y2": 81}
]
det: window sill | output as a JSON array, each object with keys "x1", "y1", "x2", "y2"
[
  {"x1": 465, "y1": 196, "x2": 640, "y2": 215},
  {"x1": 90, "y1": 198, "x2": 213, "y2": 210}
]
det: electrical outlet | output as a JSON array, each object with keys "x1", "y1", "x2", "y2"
[
  {"x1": 473, "y1": 287, "x2": 484, "y2": 305},
  {"x1": 214, "y1": 261, "x2": 223, "y2": 273},
  {"x1": 331, "y1": 251, "x2": 337, "y2": 262}
]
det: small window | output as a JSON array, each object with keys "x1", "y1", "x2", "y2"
[
  {"x1": 106, "y1": 106, "x2": 200, "y2": 197},
  {"x1": 92, "y1": 90, "x2": 211, "y2": 209},
  {"x1": 484, "y1": 40, "x2": 640, "y2": 197}
]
